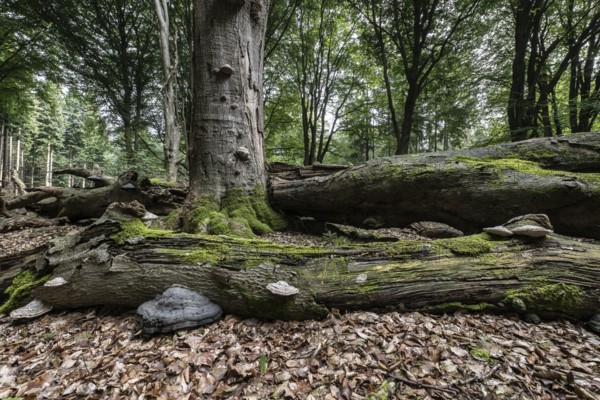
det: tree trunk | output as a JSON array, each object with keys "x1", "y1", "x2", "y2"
[
  {"x1": 188, "y1": 0, "x2": 270, "y2": 202},
  {"x1": 6, "y1": 209, "x2": 599, "y2": 323},
  {"x1": 155, "y1": 0, "x2": 182, "y2": 183},
  {"x1": 271, "y1": 133, "x2": 600, "y2": 239}
]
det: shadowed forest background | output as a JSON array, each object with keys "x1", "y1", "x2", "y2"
[{"x1": 1, "y1": 0, "x2": 600, "y2": 185}]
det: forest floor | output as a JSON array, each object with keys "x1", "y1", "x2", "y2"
[
  {"x1": 1, "y1": 307, "x2": 600, "y2": 399},
  {"x1": 1, "y1": 226, "x2": 600, "y2": 399}
]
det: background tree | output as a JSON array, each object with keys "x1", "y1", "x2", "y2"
[
  {"x1": 507, "y1": 0, "x2": 600, "y2": 141},
  {"x1": 154, "y1": 0, "x2": 183, "y2": 182},
  {"x1": 4, "y1": 0, "x2": 159, "y2": 165}
]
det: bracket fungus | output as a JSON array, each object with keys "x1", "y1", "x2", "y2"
[
  {"x1": 121, "y1": 183, "x2": 136, "y2": 190},
  {"x1": 214, "y1": 64, "x2": 234, "y2": 76},
  {"x1": 484, "y1": 214, "x2": 554, "y2": 238},
  {"x1": 266, "y1": 281, "x2": 299, "y2": 297},
  {"x1": 136, "y1": 285, "x2": 222, "y2": 337},
  {"x1": 142, "y1": 211, "x2": 159, "y2": 221},
  {"x1": 10, "y1": 299, "x2": 53, "y2": 320},
  {"x1": 510, "y1": 225, "x2": 553, "y2": 238},
  {"x1": 483, "y1": 225, "x2": 513, "y2": 237},
  {"x1": 235, "y1": 146, "x2": 251, "y2": 161},
  {"x1": 44, "y1": 277, "x2": 68, "y2": 287}
]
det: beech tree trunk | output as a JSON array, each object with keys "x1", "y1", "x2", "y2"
[
  {"x1": 271, "y1": 133, "x2": 600, "y2": 239},
  {"x1": 6, "y1": 212, "x2": 599, "y2": 322},
  {"x1": 188, "y1": 0, "x2": 270, "y2": 203}
]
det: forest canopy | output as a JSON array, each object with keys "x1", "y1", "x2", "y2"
[{"x1": 1, "y1": 0, "x2": 600, "y2": 183}]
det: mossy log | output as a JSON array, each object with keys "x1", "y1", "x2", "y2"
[
  {"x1": 4, "y1": 170, "x2": 186, "y2": 221},
  {"x1": 4, "y1": 211, "x2": 597, "y2": 323},
  {"x1": 271, "y1": 133, "x2": 600, "y2": 239}
]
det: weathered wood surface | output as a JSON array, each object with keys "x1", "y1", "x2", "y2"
[
  {"x1": 17, "y1": 215, "x2": 600, "y2": 322},
  {"x1": 4, "y1": 171, "x2": 185, "y2": 220},
  {"x1": 271, "y1": 133, "x2": 600, "y2": 239}
]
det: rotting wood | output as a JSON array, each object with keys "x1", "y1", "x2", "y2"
[{"x1": 1, "y1": 203, "x2": 596, "y2": 324}]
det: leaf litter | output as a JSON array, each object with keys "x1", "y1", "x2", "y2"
[{"x1": 1, "y1": 308, "x2": 599, "y2": 399}]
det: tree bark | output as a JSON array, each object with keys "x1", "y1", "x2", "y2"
[
  {"x1": 7, "y1": 210, "x2": 600, "y2": 323},
  {"x1": 270, "y1": 133, "x2": 600, "y2": 239},
  {"x1": 4, "y1": 170, "x2": 185, "y2": 220},
  {"x1": 188, "y1": 0, "x2": 270, "y2": 203},
  {"x1": 154, "y1": 0, "x2": 182, "y2": 182}
]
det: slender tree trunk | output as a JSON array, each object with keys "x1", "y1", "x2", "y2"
[
  {"x1": 2, "y1": 119, "x2": 10, "y2": 187},
  {"x1": 397, "y1": 82, "x2": 418, "y2": 155},
  {"x1": 368, "y1": 0, "x2": 401, "y2": 156},
  {"x1": 15, "y1": 137, "x2": 21, "y2": 179},
  {"x1": 45, "y1": 142, "x2": 52, "y2": 187},
  {"x1": 0, "y1": 120, "x2": 4, "y2": 187},
  {"x1": 188, "y1": 0, "x2": 270, "y2": 202},
  {"x1": 550, "y1": 91, "x2": 562, "y2": 136},
  {"x1": 155, "y1": 0, "x2": 182, "y2": 182}
]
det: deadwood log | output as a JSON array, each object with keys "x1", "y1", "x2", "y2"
[
  {"x1": 270, "y1": 133, "x2": 600, "y2": 239},
  {"x1": 2, "y1": 205, "x2": 596, "y2": 323},
  {"x1": 4, "y1": 170, "x2": 185, "y2": 220}
]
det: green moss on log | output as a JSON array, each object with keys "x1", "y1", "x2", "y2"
[
  {"x1": 453, "y1": 156, "x2": 600, "y2": 183},
  {"x1": 0, "y1": 270, "x2": 51, "y2": 314},
  {"x1": 503, "y1": 282, "x2": 584, "y2": 312},
  {"x1": 112, "y1": 219, "x2": 174, "y2": 245},
  {"x1": 148, "y1": 178, "x2": 181, "y2": 187},
  {"x1": 183, "y1": 187, "x2": 287, "y2": 237},
  {"x1": 166, "y1": 236, "x2": 327, "y2": 269},
  {"x1": 437, "y1": 233, "x2": 497, "y2": 256}
]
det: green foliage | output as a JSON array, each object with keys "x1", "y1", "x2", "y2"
[
  {"x1": 470, "y1": 347, "x2": 492, "y2": 361},
  {"x1": 259, "y1": 353, "x2": 269, "y2": 375}
]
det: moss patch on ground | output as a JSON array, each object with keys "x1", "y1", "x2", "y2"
[
  {"x1": 503, "y1": 281, "x2": 584, "y2": 312},
  {"x1": 0, "y1": 270, "x2": 51, "y2": 314},
  {"x1": 183, "y1": 187, "x2": 287, "y2": 237}
]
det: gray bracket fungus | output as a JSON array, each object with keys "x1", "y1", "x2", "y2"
[
  {"x1": 44, "y1": 277, "x2": 68, "y2": 287},
  {"x1": 10, "y1": 299, "x2": 53, "y2": 320},
  {"x1": 266, "y1": 281, "x2": 299, "y2": 297},
  {"x1": 484, "y1": 213, "x2": 554, "y2": 238},
  {"x1": 136, "y1": 285, "x2": 222, "y2": 337}
]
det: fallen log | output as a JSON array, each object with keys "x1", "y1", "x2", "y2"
[
  {"x1": 1, "y1": 203, "x2": 596, "y2": 326},
  {"x1": 4, "y1": 170, "x2": 185, "y2": 221},
  {"x1": 271, "y1": 133, "x2": 600, "y2": 239}
]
